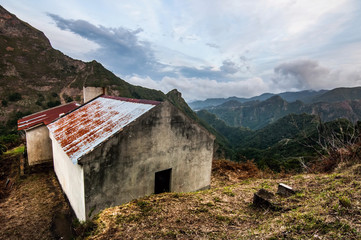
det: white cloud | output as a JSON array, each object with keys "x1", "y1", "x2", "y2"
[{"x1": 127, "y1": 75, "x2": 270, "y2": 101}]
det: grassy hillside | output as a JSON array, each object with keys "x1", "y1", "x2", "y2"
[
  {"x1": 196, "y1": 109, "x2": 252, "y2": 147},
  {"x1": 76, "y1": 158, "x2": 361, "y2": 239},
  {"x1": 198, "y1": 108, "x2": 361, "y2": 172},
  {"x1": 240, "y1": 113, "x2": 318, "y2": 149}
]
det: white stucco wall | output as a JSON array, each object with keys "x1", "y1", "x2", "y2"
[
  {"x1": 49, "y1": 132, "x2": 86, "y2": 221},
  {"x1": 25, "y1": 125, "x2": 53, "y2": 166},
  {"x1": 83, "y1": 86, "x2": 105, "y2": 103}
]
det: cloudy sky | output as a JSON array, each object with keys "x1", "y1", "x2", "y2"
[{"x1": 2, "y1": 0, "x2": 361, "y2": 101}]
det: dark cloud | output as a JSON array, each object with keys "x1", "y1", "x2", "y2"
[
  {"x1": 206, "y1": 43, "x2": 220, "y2": 49},
  {"x1": 179, "y1": 59, "x2": 249, "y2": 80},
  {"x1": 47, "y1": 14, "x2": 252, "y2": 82},
  {"x1": 273, "y1": 60, "x2": 330, "y2": 89},
  {"x1": 179, "y1": 66, "x2": 223, "y2": 79},
  {"x1": 179, "y1": 59, "x2": 243, "y2": 80},
  {"x1": 220, "y1": 60, "x2": 239, "y2": 74},
  {"x1": 47, "y1": 13, "x2": 162, "y2": 77}
]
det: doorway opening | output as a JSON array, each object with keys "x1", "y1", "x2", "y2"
[{"x1": 154, "y1": 168, "x2": 172, "y2": 194}]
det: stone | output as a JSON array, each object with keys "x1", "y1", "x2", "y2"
[
  {"x1": 253, "y1": 188, "x2": 275, "y2": 209},
  {"x1": 277, "y1": 183, "x2": 295, "y2": 197}
]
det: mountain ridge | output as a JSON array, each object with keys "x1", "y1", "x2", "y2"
[
  {"x1": 205, "y1": 94, "x2": 361, "y2": 130},
  {"x1": 189, "y1": 87, "x2": 361, "y2": 111},
  {"x1": 189, "y1": 89, "x2": 328, "y2": 110}
]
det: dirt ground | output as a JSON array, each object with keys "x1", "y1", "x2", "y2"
[{"x1": 0, "y1": 153, "x2": 74, "y2": 240}]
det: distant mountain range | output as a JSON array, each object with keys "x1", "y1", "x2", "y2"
[
  {"x1": 205, "y1": 94, "x2": 361, "y2": 130},
  {"x1": 189, "y1": 87, "x2": 361, "y2": 110}
]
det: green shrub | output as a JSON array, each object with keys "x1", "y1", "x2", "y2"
[
  {"x1": 47, "y1": 100, "x2": 61, "y2": 108},
  {"x1": 8, "y1": 92, "x2": 22, "y2": 102},
  {"x1": 1, "y1": 100, "x2": 8, "y2": 107},
  {"x1": 0, "y1": 134, "x2": 21, "y2": 149}
]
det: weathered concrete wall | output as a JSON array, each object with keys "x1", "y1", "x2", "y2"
[
  {"x1": 50, "y1": 132, "x2": 86, "y2": 221},
  {"x1": 26, "y1": 125, "x2": 53, "y2": 166},
  {"x1": 83, "y1": 87, "x2": 105, "y2": 103},
  {"x1": 81, "y1": 101, "x2": 214, "y2": 219}
]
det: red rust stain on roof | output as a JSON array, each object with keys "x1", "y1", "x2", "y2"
[{"x1": 48, "y1": 96, "x2": 158, "y2": 163}]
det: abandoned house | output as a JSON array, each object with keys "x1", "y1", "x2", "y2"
[
  {"x1": 17, "y1": 102, "x2": 80, "y2": 166},
  {"x1": 47, "y1": 95, "x2": 215, "y2": 221}
]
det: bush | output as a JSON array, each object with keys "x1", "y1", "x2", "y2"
[
  {"x1": 8, "y1": 92, "x2": 22, "y2": 102},
  {"x1": 0, "y1": 134, "x2": 21, "y2": 149},
  {"x1": 47, "y1": 100, "x2": 61, "y2": 108},
  {"x1": 37, "y1": 93, "x2": 45, "y2": 100},
  {"x1": 6, "y1": 111, "x2": 32, "y2": 131},
  {"x1": 63, "y1": 93, "x2": 73, "y2": 103},
  {"x1": 0, "y1": 143, "x2": 6, "y2": 155},
  {"x1": 1, "y1": 100, "x2": 8, "y2": 107}
]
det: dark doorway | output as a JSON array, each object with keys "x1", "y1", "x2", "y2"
[{"x1": 154, "y1": 168, "x2": 171, "y2": 194}]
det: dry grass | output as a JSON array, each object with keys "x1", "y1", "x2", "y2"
[
  {"x1": 1, "y1": 157, "x2": 360, "y2": 239},
  {"x1": 81, "y1": 160, "x2": 361, "y2": 239},
  {"x1": 0, "y1": 153, "x2": 72, "y2": 240}
]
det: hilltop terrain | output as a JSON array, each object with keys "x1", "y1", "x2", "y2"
[
  {"x1": 84, "y1": 161, "x2": 361, "y2": 239},
  {"x1": 1, "y1": 146, "x2": 360, "y2": 239}
]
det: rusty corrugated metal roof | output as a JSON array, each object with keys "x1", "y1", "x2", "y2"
[
  {"x1": 17, "y1": 102, "x2": 81, "y2": 131},
  {"x1": 48, "y1": 96, "x2": 160, "y2": 164}
]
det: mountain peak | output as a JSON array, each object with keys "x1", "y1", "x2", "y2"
[
  {"x1": 167, "y1": 89, "x2": 182, "y2": 98},
  {"x1": 264, "y1": 95, "x2": 286, "y2": 104},
  {"x1": 0, "y1": 6, "x2": 167, "y2": 125}
]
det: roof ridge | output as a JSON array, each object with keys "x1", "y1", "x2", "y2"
[
  {"x1": 18, "y1": 102, "x2": 80, "y2": 121},
  {"x1": 100, "y1": 95, "x2": 161, "y2": 105},
  {"x1": 18, "y1": 102, "x2": 80, "y2": 130}
]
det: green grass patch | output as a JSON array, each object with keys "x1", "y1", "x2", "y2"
[
  {"x1": 223, "y1": 187, "x2": 235, "y2": 197},
  {"x1": 5, "y1": 145, "x2": 25, "y2": 155}
]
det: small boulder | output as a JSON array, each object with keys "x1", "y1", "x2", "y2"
[
  {"x1": 253, "y1": 188, "x2": 275, "y2": 209},
  {"x1": 276, "y1": 183, "x2": 295, "y2": 197}
]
